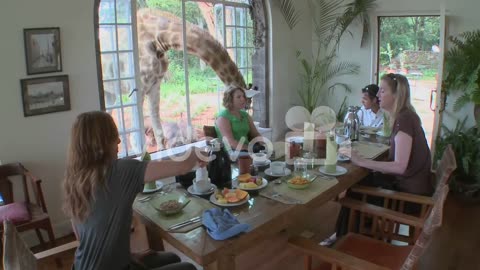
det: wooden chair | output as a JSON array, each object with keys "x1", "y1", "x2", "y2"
[
  {"x1": 0, "y1": 163, "x2": 56, "y2": 249},
  {"x1": 346, "y1": 144, "x2": 456, "y2": 243},
  {"x1": 2, "y1": 220, "x2": 79, "y2": 270},
  {"x1": 203, "y1": 125, "x2": 218, "y2": 139},
  {"x1": 289, "y1": 185, "x2": 450, "y2": 270}
]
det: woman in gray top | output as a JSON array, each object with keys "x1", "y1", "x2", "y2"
[{"x1": 63, "y1": 111, "x2": 205, "y2": 270}]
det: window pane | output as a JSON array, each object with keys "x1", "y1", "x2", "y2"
[
  {"x1": 103, "y1": 80, "x2": 121, "y2": 107},
  {"x1": 101, "y1": 53, "x2": 119, "y2": 80},
  {"x1": 225, "y1": 6, "x2": 235, "y2": 26},
  {"x1": 214, "y1": 4, "x2": 224, "y2": 44},
  {"x1": 125, "y1": 132, "x2": 142, "y2": 156},
  {"x1": 108, "y1": 108, "x2": 124, "y2": 132},
  {"x1": 117, "y1": 25, "x2": 133, "y2": 51},
  {"x1": 99, "y1": 0, "x2": 115, "y2": 24},
  {"x1": 247, "y1": 27, "x2": 254, "y2": 46},
  {"x1": 99, "y1": 25, "x2": 117, "y2": 52},
  {"x1": 118, "y1": 133, "x2": 127, "y2": 157},
  {"x1": 123, "y1": 106, "x2": 140, "y2": 131},
  {"x1": 226, "y1": 0, "x2": 249, "y2": 3},
  {"x1": 226, "y1": 27, "x2": 234, "y2": 47},
  {"x1": 119, "y1": 52, "x2": 134, "y2": 78},
  {"x1": 116, "y1": 0, "x2": 131, "y2": 24},
  {"x1": 236, "y1": 28, "x2": 246, "y2": 47},
  {"x1": 120, "y1": 79, "x2": 136, "y2": 105},
  {"x1": 235, "y1": 7, "x2": 246, "y2": 27}
]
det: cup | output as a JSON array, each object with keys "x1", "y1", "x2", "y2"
[
  {"x1": 193, "y1": 178, "x2": 212, "y2": 193},
  {"x1": 270, "y1": 161, "x2": 286, "y2": 175},
  {"x1": 294, "y1": 158, "x2": 308, "y2": 177},
  {"x1": 238, "y1": 155, "x2": 253, "y2": 175},
  {"x1": 303, "y1": 151, "x2": 317, "y2": 170},
  {"x1": 252, "y1": 152, "x2": 267, "y2": 164}
]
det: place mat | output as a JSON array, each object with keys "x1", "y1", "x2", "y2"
[
  {"x1": 133, "y1": 190, "x2": 216, "y2": 233},
  {"x1": 260, "y1": 176, "x2": 339, "y2": 204},
  {"x1": 352, "y1": 141, "x2": 389, "y2": 159}
]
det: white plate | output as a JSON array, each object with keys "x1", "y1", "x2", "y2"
[
  {"x1": 142, "y1": 181, "x2": 164, "y2": 194},
  {"x1": 253, "y1": 159, "x2": 271, "y2": 166},
  {"x1": 238, "y1": 178, "x2": 268, "y2": 191},
  {"x1": 264, "y1": 168, "x2": 292, "y2": 177},
  {"x1": 209, "y1": 193, "x2": 250, "y2": 207},
  {"x1": 337, "y1": 154, "x2": 350, "y2": 162},
  {"x1": 318, "y1": 165, "x2": 348, "y2": 176},
  {"x1": 376, "y1": 130, "x2": 390, "y2": 137},
  {"x1": 187, "y1": 183, "x2": 217, "y2": 196}
]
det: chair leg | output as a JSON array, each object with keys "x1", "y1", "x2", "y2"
[
  {"x1": 35, "y1": 228, "x2": 46, "y2": 250},
  {"x1": 304, "y1": 255, "x2": 312, "y2": 270},
  {"x1": 44, "y1": 224, "x2": 63, "y2": 268}
]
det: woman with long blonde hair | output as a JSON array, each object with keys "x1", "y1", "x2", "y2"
[
  {"x1": 64, "y1": 111, "x2": 201, "y2": 270},
  {"x1": 325, "y1": 74, "x2": 433, "y2": 244}
]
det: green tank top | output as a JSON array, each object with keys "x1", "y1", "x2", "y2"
[{"x1": 215, "y1": 109, "x2": 250, "y2": 148}]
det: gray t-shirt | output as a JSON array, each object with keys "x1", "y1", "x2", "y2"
[{"x1": 73, "y1": 159, "x2": 148, "y2": 270}]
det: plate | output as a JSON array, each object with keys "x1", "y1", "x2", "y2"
[
  {"x1": 264, "y1": 168, "x2": 292, "y2": 177},
  {"x1": 376, "y1": 130, "x2": 390, "y2": 137},
  {"x1": 209, "y1": 193, "x2": 250, "y2": 207},
  {"x1": 318, "y1": 165, "x2": 347, "y2": 176},
  {"x1": 142, "y1": 181, "x2": 164, "y2": 194},
  {"x1": 187, "y1": 183, "x2": 217, "y2": 196},
  {"x1": 360, "y1": 126, "x2": 379, "y2": 135},
  {"x1": 337, "y1": 153, "x2": 350, "y2": 162},
  {"x1": 253, "y1": 159, "x2": 271, "y2": 166},
  {"x1": 238, "y1": 178, "x2": 268, "y2": 191}
]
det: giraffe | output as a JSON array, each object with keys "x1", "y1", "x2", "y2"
[{"x1": 136, "y1": 8, "x2": 246, "y2": 150}]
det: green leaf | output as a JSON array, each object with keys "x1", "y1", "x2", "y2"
[{"x1": 279, "y1": 0, "x2": 301, "y2": 30}]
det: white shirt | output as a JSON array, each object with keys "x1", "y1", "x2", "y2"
[{"x1": 358, "y1": 106, "x2": 384, "y2": 128}]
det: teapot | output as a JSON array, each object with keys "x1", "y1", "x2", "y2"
[
  {"x1": 343, "y1": 106, "x2": 361, "y2": 141},
  {"x1": 206, "y1": 138, "x2": 232, "y2": 188}
]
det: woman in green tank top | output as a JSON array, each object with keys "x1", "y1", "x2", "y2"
[{"x1": 215, "y1": 85, "x2": 262, "y2": 151}]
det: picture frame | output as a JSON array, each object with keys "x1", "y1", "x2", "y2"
[
  {"x1": 20, "y1": 75, "x2": 71, "y2": 117},
  {"x1": 23, "y1": 27, "x2": 62, "y2": 75}
]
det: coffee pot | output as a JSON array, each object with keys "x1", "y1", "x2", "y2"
[
  {"x1": 206, "y1": 138, "x2": 232, "y2": 188},
  {"x1": 343, "y1": 106, "x2": 361, "y2": 141}
]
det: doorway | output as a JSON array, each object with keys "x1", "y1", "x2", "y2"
[{"x1": 376, "y1": 16, "x2": 441, "y2": 146}]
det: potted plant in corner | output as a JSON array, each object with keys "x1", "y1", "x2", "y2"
[
  {"x1": 443, "y1": 30, "x2": 480, "y2": 120},
  {"x1": 434, "y1": 117, "x2": 480, "y2": 203}
]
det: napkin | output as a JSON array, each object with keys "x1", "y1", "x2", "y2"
[{"x1": 202, "y1": 208, "x2": 250, "y2": 240}]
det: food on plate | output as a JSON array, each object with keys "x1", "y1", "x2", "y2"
[
  {"x1": 288, "y1": 176, "x2": 310, "y2": 185},
  {"x1": 239, "y1": 182, "x2": 258, "y2": 189},
  {"x1": 238, "y1": 176, "x2": 264, "y2": 189},
  {"x1": 214, "y1": 188, "x2": 248, "y2": 203},
  {"x1": 158, "y1": 200, "x2": 182, "y2": 211},
  {"x1": 238, "y1": 173, "x2": 252, "y2": 183}
]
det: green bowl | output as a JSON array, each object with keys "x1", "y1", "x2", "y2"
[{"x1": 151, "y1": 195, "x2": 190, "y2": 215}]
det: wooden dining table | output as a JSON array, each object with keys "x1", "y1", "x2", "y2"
[{"x1": 134, "y1": 146, "x2": 388, "y2": 270}]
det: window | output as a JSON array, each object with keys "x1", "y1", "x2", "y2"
[{"x1": 95, "y1": 0, "x2": 267, "y2": 157}]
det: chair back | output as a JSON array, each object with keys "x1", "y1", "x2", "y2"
[
  {"x1": 0, "y1": 163, "x2": 30, "y2": 205},
  {"x1": 2, "y1": 220, "x2": 38, "y2": 270},
  {"x1": 433, "y1": 144, "x2": 456, "y2": 200},
  {"x1": 401, "y1": 185, "x2": 450, "y2": 270},
  {"x1": 203, "y1": 125, "x2": 218, "y2": 139}
]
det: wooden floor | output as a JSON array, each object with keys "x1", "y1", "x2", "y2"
[{"x1": 35, "y1": 196, "x2": 480, "y2": 270}]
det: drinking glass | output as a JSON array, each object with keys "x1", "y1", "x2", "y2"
[
  {"x1": 294, "y1": 158, "x2": 308, "y2": 177},
  {"x1": 303, "y1": 151, "x2": 317, "y2": 170}
]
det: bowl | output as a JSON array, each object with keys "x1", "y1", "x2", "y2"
[
  {"x1": 152, "y1": 195, "x2": 190, "y2": 215},
  {"x1": 287, "y1": 176, "x2": 311, "y2": 190}
]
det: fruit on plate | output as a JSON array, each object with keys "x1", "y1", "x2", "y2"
[
  {"x1": 288, "y1": 176, "x2": 310, "y2": 185},
  {"x1": 255, "y1": 176, "x2": 263, "y2": 186},
  {"x1": 239, "y1": 182, "x2": 258, "y2": 189},
  {"x1": 214, "y1": 188, "x2": 248, "y2": 204},
  {"x1": 238, "y1": 173, "x2": 252, "y2": 183}
]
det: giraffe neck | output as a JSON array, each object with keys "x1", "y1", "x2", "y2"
[{"x1": 137, "y1": 8, "x2": 246, "y2": 89}]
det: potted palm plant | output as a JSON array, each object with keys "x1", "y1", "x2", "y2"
[
  {"x1": 434, "y1": 117, "x2": 480, "y2": 203},
  {"x1": 443, "y1": 30, "x2": 480, "y2": 119},
  {"x1": 279, "y1": 0, "x2": 377, "y2": 113}
]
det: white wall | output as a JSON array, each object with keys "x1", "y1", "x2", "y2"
[
  {"x1": 268, "y1": 0, "x2": 313, "y2": 140},
  {"x1": 0, "y1": 0, "x2": 100, "y2": 242},
  {"x1": 329, "y1": 0, "x2": 480, "y2": 129}
]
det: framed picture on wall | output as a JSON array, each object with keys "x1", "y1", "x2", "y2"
[
  {"x1": 23, "y1": 27, "x2": 62, "y2": 75},
  {"x1": 20, "y1": 75, "x2": 70, "y2": 117}
]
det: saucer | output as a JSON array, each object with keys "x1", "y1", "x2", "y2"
[
  {"x1": 253, "y1": 159, "x2": 271, "y2": 166},
  {"x1": 318, "y1": 165, "x2": 347, "y2": 176},
  {"x1": 264, "y1": 168, "x2": 292, "y2": 177},
  {"x1": 187, "y1": 183, "x2": 217, "y2": 196},
  {"x1": 142, "y1": 181, "x2": 164, "y2": 194}
]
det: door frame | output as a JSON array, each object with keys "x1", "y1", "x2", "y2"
[{"x1": 371, "y1": 9, "x2": 447, "y2": 156}]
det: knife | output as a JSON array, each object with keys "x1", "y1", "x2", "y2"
[{"x1": 167, "y1": 216, "x2": 202, "y2": 231}]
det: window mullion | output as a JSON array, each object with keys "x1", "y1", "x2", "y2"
[{"x1": 182, "y1": 0, "x2": 192, "y2": 128}]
